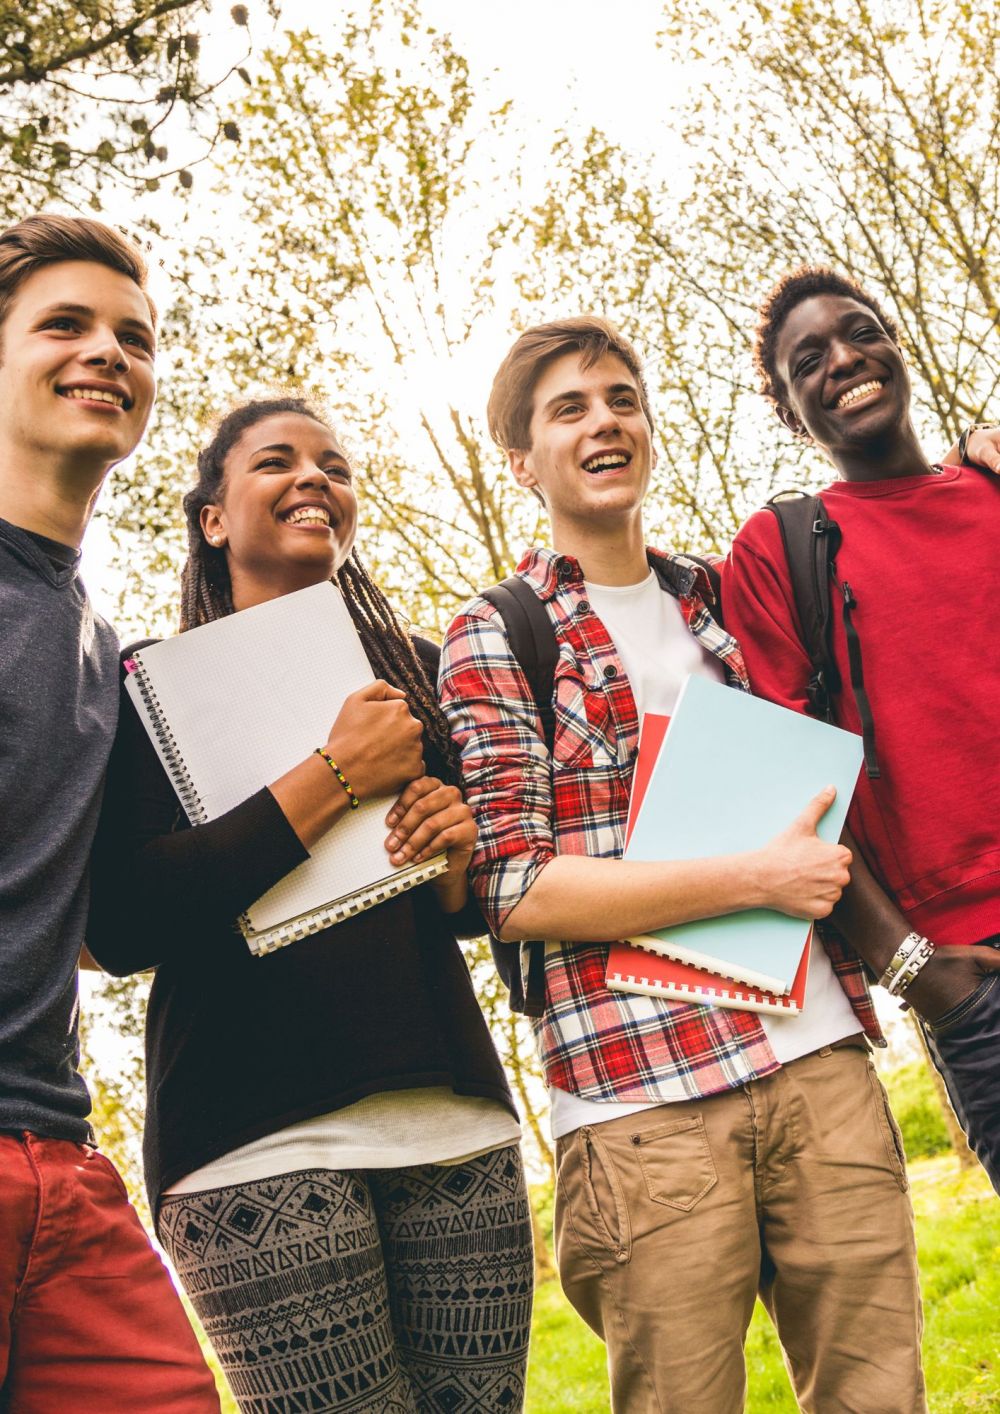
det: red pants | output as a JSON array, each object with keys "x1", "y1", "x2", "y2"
[{"x1": 0, "y1": 1132, "x2": 220, "y2": 1413}]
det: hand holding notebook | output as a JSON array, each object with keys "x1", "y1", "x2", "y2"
[
  {"x1": 125, "y1": 581, "x2": 447, "y2": 955},
  {"x1": 619, "y1": 675, "x2": 863, "y2": 995}
]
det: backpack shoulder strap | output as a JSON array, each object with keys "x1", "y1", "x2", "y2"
[
  {"x1": 477, "y1": 576, "x2": 556, "y2": 1019},
  {"x1": 684, "y1": 555, "x2": 724, "y2": 626},
  {"x1": 764, "y1": 492, "x2": 841, "y2": 716},
  {"x1": 765, "y1": 491, "x2": 881, "y2": 779},
  {"x1": 480, "y1": 576, "x2": 559, "y2": 755}
]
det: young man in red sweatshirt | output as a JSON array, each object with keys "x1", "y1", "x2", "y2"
[{"x1": 723, "y1": 267, "x2": 1000, "y2": 1193}]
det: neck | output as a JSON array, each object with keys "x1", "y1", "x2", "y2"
[
  {"x1": 831, "y1": 422, "x2": 936, "y2": 484},
  {"x1": 0, "y1": 448, "x2": 107, "y2": 548},
  {"x1": 229, "y1": 561, "x2": 333, "y2": 612},
  {"x1": 549, "y1": 510, "x2": 649, "y2": 586}
]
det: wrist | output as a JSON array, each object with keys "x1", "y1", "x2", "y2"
[{"x1": 314, "y1": 746, "x2": 361, "y2": 810}]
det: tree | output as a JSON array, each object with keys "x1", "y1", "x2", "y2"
[
  {"x1": 0, "y1": 0, "x2": 262, "y2": 216},
  {"x1": 526, "y1": 0, "x2": 1000, "y2": 548}
]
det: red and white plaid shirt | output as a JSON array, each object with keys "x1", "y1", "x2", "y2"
[{"x1": 439, "y1": 546, "x2": 882, "y2": 1103}]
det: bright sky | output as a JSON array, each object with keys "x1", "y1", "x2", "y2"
[{"x1": 80, "y1": 0, "x2": 701, "y2": 621}]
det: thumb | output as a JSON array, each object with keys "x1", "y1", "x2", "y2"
[
  {"x1": 972, "y1": 944, "x2": 1000, "y2": 972},
  {"x1": 791, "y1": 785, "x2": 837, "y2": 835}
]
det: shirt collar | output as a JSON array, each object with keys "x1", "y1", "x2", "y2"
[{"x1": 514, "y1": 544, "x2": 717, "y2": 605}]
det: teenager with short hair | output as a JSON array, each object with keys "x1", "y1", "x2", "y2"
[
  {"x1": 438, "y1": 315, "x2": 925, "y2": 1413},
  {"x1": 0, "y1": 214, "x2": 220, "y2": 1409},
  {"x1": 723, "y1": 266, "x2": 1000, "y2": 1193},
  {"x1": 86, "y1": 396, "x2": 533, "y2": 1413}
]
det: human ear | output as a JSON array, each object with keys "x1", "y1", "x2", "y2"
[
  {"x1": 508, "y1": 448, "x2": 538, "y2": 491},
  {"x1": 776, "y1": 404, "x2": 809, "y2": 441},
  {"x1": 200, "y1": 502, "x2": 227, "y2": 548}
]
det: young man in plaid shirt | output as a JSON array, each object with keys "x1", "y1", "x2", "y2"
[{"x1": 438, "y1": 317, "x2": 925, "y2": 1412}]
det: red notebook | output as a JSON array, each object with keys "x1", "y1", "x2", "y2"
[{"x1": 606, "y1": 712, "x2": 811, "y2": 1016}]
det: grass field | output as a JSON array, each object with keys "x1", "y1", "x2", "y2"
[{"x1": 204, "y1": 1155, "x2": 998, "y2": 1412}]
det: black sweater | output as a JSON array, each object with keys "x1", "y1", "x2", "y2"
[{"x1": 86, "y1": 637, "x2": 515, "y2": 1213}]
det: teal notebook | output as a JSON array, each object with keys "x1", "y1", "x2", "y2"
[{"x1": 624, "y1": 674, "x2": 863, "y2": 994}]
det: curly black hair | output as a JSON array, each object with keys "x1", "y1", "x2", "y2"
[{"x1": 753, "y1": 266, "x2": 900, "y2": 414}]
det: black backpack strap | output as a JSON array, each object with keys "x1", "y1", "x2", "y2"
[
  {"x1": 480, "y1": 576, "x2": 559, "y2": 755},
  {"x1": 765, "y1": 492, "x2": 880, "y2": 779},
  {"x1": 684, "y1": 555, "x2": 724, "y2": 626},
  {"x1": 478, "y1": 576, "x2": 558, "y2": 1019}
]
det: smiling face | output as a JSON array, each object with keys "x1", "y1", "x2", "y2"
[
  {"x1": 0, "y1": 259, "x2": 156, "y2": 477},
  {"x1": 774, "y1": 294, "x2": 911, "y2": 465},
  {"x1": 510, "y1": 350, "x2": 654, "y2": 542},
  {"x1": 200, "y1": 412, "x2": 359, "y2": 609}
]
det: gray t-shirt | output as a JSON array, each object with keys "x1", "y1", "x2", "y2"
[{"x1": 0, "y1": 516, "x2": 119, "y2": 1140}]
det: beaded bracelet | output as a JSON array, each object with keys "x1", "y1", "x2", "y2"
[{"x1": 314, "y1": 748, "x2": 360, "y2": 809}]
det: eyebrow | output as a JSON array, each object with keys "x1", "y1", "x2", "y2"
[
  {"x1": 253, "y1": 442, "x2": 349, "y2": 463},
  {"x1": 38, "y1": 302, "x2": 156, "y2": 340},
  {"x1": 540, "y1": 382, "x2": 638, "y2": 416}
]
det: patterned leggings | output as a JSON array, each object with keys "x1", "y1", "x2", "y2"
[{"x1": 158, "y1": 1144, "x2": 533, "y2": 1413}]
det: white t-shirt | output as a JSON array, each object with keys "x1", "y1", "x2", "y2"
[
  {"x1": 548, "y1": 571, "x2": 860, "y2": 1141},
  {"x1": 165, "y1": 1089, "x2": 521, "y2": 1194}
]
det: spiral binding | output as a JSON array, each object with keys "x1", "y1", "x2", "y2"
[
  {"x1": 130, "y1": 656, "x2": 208, "y2": 825},
  {"x1": 240, "y1": 852, "x2": 449, "y2": 957}
]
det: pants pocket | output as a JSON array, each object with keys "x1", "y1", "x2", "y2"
[
  {"x1": 866, "y1": 1061, "x2": 909, "y2": 1193},
  {"x1": 557, "y1": 1125, "x2": 633, "y2": 1264},
  {"x1": 929, "y1": 973, "x2": 999, "y2": 1038},
  {"x1": 631, "y1": 1115, "x2": 718, "y2": 1212}
]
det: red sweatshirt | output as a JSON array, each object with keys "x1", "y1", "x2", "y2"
[{"x1": 723, "y1": 465, "x2": 1000, "y2": 947}]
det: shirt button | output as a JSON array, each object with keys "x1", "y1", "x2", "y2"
[
  {"x1": 577, "y1": 599, "x2": 590, "y2": 615},
  {"x1": 603, "y1": 664, "x2": 618, "y2": 680}
]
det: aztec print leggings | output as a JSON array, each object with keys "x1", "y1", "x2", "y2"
[{"x1": 157, "y1": 1144, "x2": 533, "y2": 1414}]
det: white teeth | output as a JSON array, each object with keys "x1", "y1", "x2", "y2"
[
  {"x1": 61, "y1": 387, "x2": 125, "y2": 407},
  {"x1": 837, "y1": 380, "x2": 882, "y2": 409},
  {"x1": 583, "y1": 454, "x2": 630, "y2": 472},
  {"x1": 285, "y1": 507, "x2": 330, "y2": 526}
]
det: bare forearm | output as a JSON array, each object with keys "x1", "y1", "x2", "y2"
[
  {"x1": 432, "y1": 870, "x2": 470, "y2": 915},
  {"x1": 269, "y1": 752, "x2": 353, "y2": 849},
  {"x1": 829, "y1": 832, "x2": 908, "y2": 973},
  {"x1": 499, "y1": 852, "x2": 769, "y2": 943}
]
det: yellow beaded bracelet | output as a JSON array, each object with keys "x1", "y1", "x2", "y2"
[{"x1": 314, "y1": 748, "x2": 360, "y2": 809}]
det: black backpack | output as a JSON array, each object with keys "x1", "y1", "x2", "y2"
[
  {"x1": 764, "y1": 492, "x2": 881, "y2": 780},
  {"x1": 479, "y1": 555, "x2": 723, "y2": 1016}
]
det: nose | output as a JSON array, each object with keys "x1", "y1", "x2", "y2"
[
  {"x1": 827, "y1": 336, "x2": 864, "y2": 380},
  {"x1": 588, "y1": 398, "x2": 622, "y2": 437},
  {"x1": 294, "y1": 461, "x2": 333, "y2": 489},
  {"x1": 81, "y1": 323, "x2": 130, "y2": 373}
]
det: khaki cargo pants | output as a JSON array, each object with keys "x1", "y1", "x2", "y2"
[{"x1": 554, "y1": 1044, "x2": 926, "y2": 1412}]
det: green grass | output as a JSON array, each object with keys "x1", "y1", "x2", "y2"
[
  {"x1": 523, "y1": 1157, "x2": 999, "y2": 1413},
  {"x1": 200, "y1": 1157, "x2": 997, "y2": 1413}
]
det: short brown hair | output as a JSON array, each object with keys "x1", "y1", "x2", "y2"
[
  {"x1": 754, "y1": 266, "x2": 899, "y2": 410},
  {"x1": 487, "y1": 315, "x2": 654, "y2": 452},
  {"x1": 0, "y1": 213, "x2": 155, "y2": 331}
]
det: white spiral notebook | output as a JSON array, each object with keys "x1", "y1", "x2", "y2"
[{"x1": 124, "y1": 581, "x2": 447, "y2": 956}]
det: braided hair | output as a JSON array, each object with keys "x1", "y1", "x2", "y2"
[{"x1": 179, "y1": 396, "x2": 460, "y2": 782}]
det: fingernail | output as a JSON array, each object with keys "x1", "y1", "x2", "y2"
[{"x1": 386, "y1": 834, "x2": 399, "y2": 850}]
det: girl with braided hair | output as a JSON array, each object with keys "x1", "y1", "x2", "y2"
[{"x1": 87, "y1": 397, "x2": 532, "y2": 1413}]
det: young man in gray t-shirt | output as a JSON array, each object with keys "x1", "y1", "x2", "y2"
[{"x1": 0, "y1": 215, "x2": 219, "y2": 1408}]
